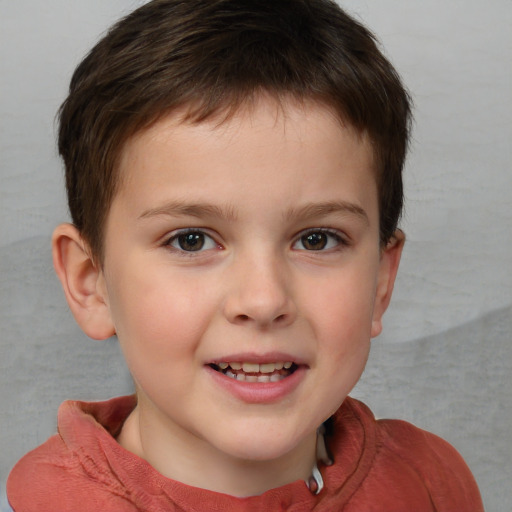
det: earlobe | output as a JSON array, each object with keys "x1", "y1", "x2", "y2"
[
  {"x1": 52, "y1": 223, "x2": 115, "y2": 340},
  {"x1": 371, "y1": 230, "x2": 405, "y2": 338}
]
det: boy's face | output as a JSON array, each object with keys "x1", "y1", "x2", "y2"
[{"x1": 96, "y1": 98, "x2": 400, "y2": 468}]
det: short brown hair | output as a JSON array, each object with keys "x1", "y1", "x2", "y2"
[{"x1": 58, "y1": 0, "x2": 411, "y2": 260}]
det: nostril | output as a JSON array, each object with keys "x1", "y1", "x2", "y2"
[{"x1": 234, "y1": 313, "x2": 289, "y2": 324}]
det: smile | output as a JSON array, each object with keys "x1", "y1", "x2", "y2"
[{"x1": 209, "y1": 361, "x2": 297, "y2": 383}]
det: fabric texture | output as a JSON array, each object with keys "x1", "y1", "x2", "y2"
[{"x1": 7, "y1": 395, "x2": 483, "y2": 511}]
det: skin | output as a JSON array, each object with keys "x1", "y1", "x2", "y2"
[{"x1": 53, "y1": 97, "x2": 403, "y2": 497}]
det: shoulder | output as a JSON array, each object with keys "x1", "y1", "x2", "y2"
[
  {"x1": 342, "y1": 398, "x2": 484, "y2": 512},
  {"x1": 377, "y1": 415, "x2": 475, "y2": 484},
  {"x1": 7, "y1": 444, "x2": 136, "y2": 512},
  {"x1": 8, "y1": 435, "x2": 101, "y2": 511},
  {"x1": 7, "y1": 397, "x2": 139, "y2": 512}
]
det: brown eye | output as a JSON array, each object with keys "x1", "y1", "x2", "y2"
[
  {"x1": 293, "y1": 229, "x2": 345, "y2": 251},
  {"x1": 177, "y1": 232, "x2": 205, "y2": 251},
  {"x1": 167, "y1": 230, "x2": 218, "y2": 252},
  {"x1": 301, "y1": 232, "x2": 328, "y2": 250}
]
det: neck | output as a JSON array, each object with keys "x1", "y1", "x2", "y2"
[{"x1": 117, "y1": 403, "x2": 317, "y2": 497}]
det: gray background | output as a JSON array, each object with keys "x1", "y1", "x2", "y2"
[{"x1": 1, "y1": 1, "x2": 511, "y2": 510}]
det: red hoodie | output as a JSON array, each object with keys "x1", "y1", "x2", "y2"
[{"x1": 7, "y1": 395, "x2": 483, "y2": 511}]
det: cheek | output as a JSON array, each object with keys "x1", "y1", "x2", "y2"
[
  {"x1": 303, "y1": 267, "x2": 377, "y2": 339},
  {"x1": 107, "y1": 268, "x2": 216, "y2": 360}
]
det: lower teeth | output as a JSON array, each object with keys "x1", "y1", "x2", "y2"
[{"x1": 224, "y1": 370, "x2": 286, "y2": 382}]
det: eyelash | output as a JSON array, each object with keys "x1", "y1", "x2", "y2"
[
  {"x1": 163, "y1": 227, "x2": 349, "y2": 255},
  {"x1": 292, "y1": 228, "x2": 349, "y2": 252},
  {"x1": 163, "y1": 228, "x2": 220, "y2": 255}
]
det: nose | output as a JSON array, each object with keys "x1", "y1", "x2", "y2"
[{"x1": 223, "y1": 252, "x2": 297, "y2": 329}]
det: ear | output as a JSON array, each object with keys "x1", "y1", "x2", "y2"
[
  {"x1": 371, "y1": 230, "x2": 405, "y2": 338},
  {"x1": 52, "y1": 223, "x2": 115, "y2": 340}
]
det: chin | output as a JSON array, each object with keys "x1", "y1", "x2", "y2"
[{"x1": 211, "y1": 424, "x2": 313, "y2": 463}]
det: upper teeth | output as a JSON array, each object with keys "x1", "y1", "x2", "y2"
[{"x1": 217, "y1": 361, "x2": 293, "y2": 373}]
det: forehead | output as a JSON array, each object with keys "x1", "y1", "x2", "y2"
[
  {"x1": 113, "y1": 97, "x2": 378, "y2": 220},
  {"x1": 119, "y1": 97, "x2": 374, "y2": 172}
]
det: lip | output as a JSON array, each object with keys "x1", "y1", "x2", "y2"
[
  {"x1": 205, "y1": 352, "x2": 308, "y2": 404},
  {"x1": 206, "y1": 351, "x2": 308, "y2": 366}
]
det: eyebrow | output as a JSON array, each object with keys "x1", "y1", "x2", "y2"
[
  {"x1": 139, "y1": 201, "x2": 237, "y2": 221},
  {"x1": 139, "y1": 199, "x2": 368, "y2": 224},
  {"x1": 284, "y1": 201, "x2": 369, "y2": 225}
]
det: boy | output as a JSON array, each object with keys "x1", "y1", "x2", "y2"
[{"x1": 7, "y1": 0, "x2": 483, "y2": 510}]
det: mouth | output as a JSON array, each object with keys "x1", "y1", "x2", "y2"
[{"x1": 208, "y1": 361, "x2": 298, "y2": 383}]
